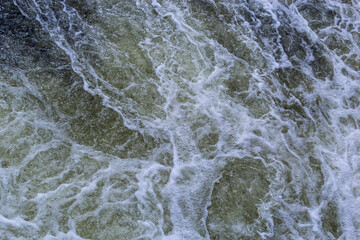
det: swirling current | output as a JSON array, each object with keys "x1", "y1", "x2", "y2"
[{"x1": 0, "y1": 0, "x2": 360, "y2": 239}]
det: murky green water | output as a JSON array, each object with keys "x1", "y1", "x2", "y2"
[{"x1": 1, "y1": 0, "x2": 360, "y2": 239}]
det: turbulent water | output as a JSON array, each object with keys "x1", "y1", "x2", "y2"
[{"x1": 0, "y1": 0, "x2": 360, "y2": 239}]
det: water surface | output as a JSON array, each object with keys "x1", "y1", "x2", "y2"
[{"x1": 0, "y1": 0, "x2": 360, "y2": 239}]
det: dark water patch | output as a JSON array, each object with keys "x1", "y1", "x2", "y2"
[
  {"x1": 207, "y1": 157, "x2": 271, "y2": 239},
  {"x1": 189, "y1": 1, "x2": 268, "y2": 69},
  {"x1": 197, "y1": 132, "x2": 219, "y2": 155},
  {"x1": 188, "y1": 0, "x2": 217, "y2": 16},
  {"x1": 66, "y1": 0, "x2": 99, "y2": 24},
  {"x1": 298, "y1": 1, "x2": 337, "y2": 32},
  {"x1": 243, "y1": 96, "x2": 270, "y2": 119},
  {"x1": 22, "y1": 66, "x2": 163, "y2": 160},
  {"x1": 224, "y1": 61, "x2": 250, "y2": 99},
  {"x1": 344, "y1": 53, "x2": 360, "y2": 72},
  {"x1": 61, "y1": 175, "x2": 140, "y2": 239},
  {"x1": 238, "y1": 2, "x2": 279, "y2": 41},
  {"x1": 76, "y1": 113, "x2": 152, "y2": 159},
  {"x1": 276, "y1": 11, "x2": 334, "y2": 82},
  {"x1": 321, "y1": 200, "x2": 343, "y2": 238},
  {"x1": 16, "y1": 144, "x2": 71, "y2": 182},
  {"x1": 22, "y1": 200, "x2": 38, "y2": 221},
  {"x1": 278, "y1": 0, "x2": 295, "y2": 7},
  {"x1": 274, "y1": 67, "x2": 313, "y2": 90},
  {"x1": 65, "y1": 87, "x2": 160, "y2": 159},
  {"x1": 75, "y1": 205, "x2": 141, "y2": 240},
  {"x1": 310, "y1": 44, "x2": 334, "y2": 81},
  {"x1": 0, "y1": 1, "x2": 69, "y2": 69},
  {"x1": 352, "y1": 31, "x2": 360, "y2": 48},
  {"x1": 323, "y1": 32, "x2": 352, "y2": 56},
  {"x1": 0, "y1": 221, "x2": 39, "y2": 240},
  {"x1": 278, "y1": 22, "x2": 311, "y2": 65},
  {"x1": 314, "y1": 95, "x2": 337, "y2": 125},
  {"x1": 339, "y1": 114, "x2": 359, "y2": 130},
  {"x1": 282, "y1": 100, "x2": 308, "y2": 120},
  {"x1": 347, "y1": 91, "x2": 360, "y2": 109},
  {"x1": 308, "y1": 156, "x2": 325, "y2": 191}
]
